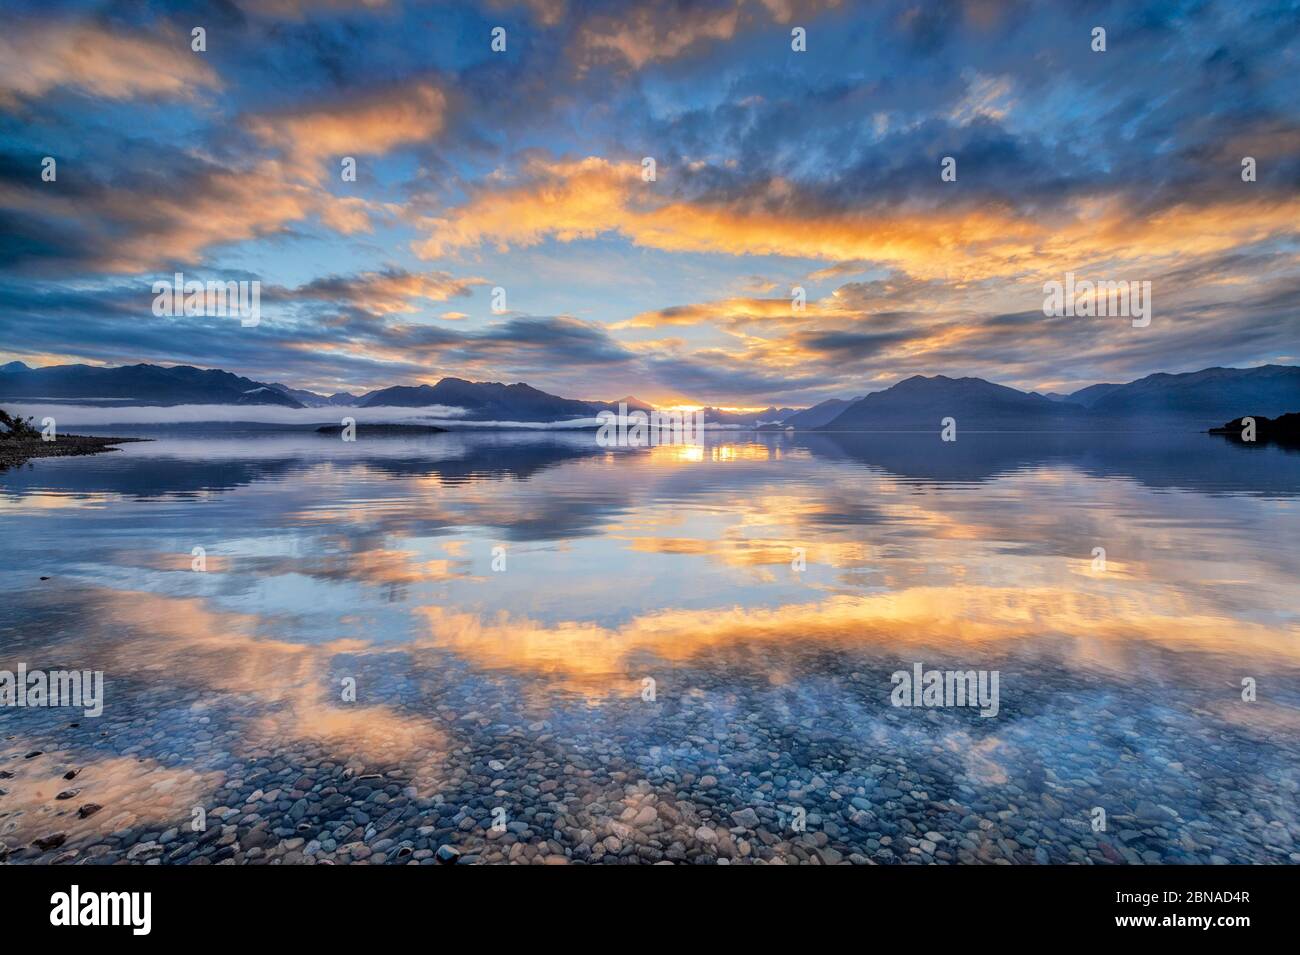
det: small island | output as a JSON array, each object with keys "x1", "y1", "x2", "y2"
[
  {"x1": 314, "y1": 423, "x2": 447, "y2": 436},
  {"x1": 1208, "y1": 412, "x2": 1300, "y2": 447}
]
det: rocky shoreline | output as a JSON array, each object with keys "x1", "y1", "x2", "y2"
[{"x1": 0, "y1": 435, "x2": 145, "y2": 470}]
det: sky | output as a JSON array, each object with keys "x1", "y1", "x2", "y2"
[{"x1": 0, "y1": 0, "x2": 1297, "y2": 408}]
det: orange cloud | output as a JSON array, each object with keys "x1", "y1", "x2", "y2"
[
  {"x1": 1, "y1": 54, "x2": 446, "y2": 274},
  {"x1": 248, "y1": 81, "x2": 447, "y2": 178},
  {"x1": 0, "y1": 158, "x2": 375, "y2": 272},
  {"x1": 572, "y1": 5, "x2": 741, "y2": 70},
  {"x1": 568, "y1": 0, "x2": 844, "y2": 70},
  {"x1": 616, "y1": 295, "x2": 819, "y2": 330},
  {"x1": 0, "y1": 21, "x2": 221, "y2": 109},
  {"x1": 288, "y1": 269, "x2": 486, "y2": 314},
  {"x1": 412, "y1": 156, "x2": 1300, "y2": 288},
  {"x1": 491, "y1": 0, "x2": 567, "y2": 27},
  {"x1": 412, "y1": 155, "x2": 1040, "y2": 273}
]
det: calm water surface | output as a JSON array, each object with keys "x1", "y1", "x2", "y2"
[{"x1": 2, "y1": 429, "x2": 1298, "y2": 864}]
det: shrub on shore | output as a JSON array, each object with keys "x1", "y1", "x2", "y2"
[{"x1": 0, "y1": 408, "x2": 40, "y2": 440}]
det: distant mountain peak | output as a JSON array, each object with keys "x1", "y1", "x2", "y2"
[{"x1": 359, "y1": 376, "x2": 595, "y2": 421}]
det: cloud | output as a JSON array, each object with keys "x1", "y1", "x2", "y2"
[
  {"x1": 2, "y1": 0, "x2": 1299, "y2": 405},
  {"x1": 235, "y1": 0, "x2": 393, "y2": 20},
  {"x1": 378, "y1": 314, "x2": 639, "y2": 370},
  {"x1": 567, "y1": 0, "x2": 845, "y2": 71},
  {"x1": 273, "y1": 268, "x2": 486, "y2": 314},
  {"x1": 0, "y1": 20, "x2": 221, "y2": 110},
  {"x1": 412, "y1": 154, "x2": 1300, "y2": 287},
  {"x1": 571, "y1": 4, "x2": 742, "y2": 70},
  {"x1": 492, "y1": 0, "x2": 568, "y2": 27},
  {"x1": 615, "y1": 295, "x2": 805, "y2": 329},
  {"x1": 948, "y1": 69, "x2": 1015, "y2": 125},
  {"x1": 0, "y1": 151, "x2": 375, "y2": 274},
  {"x1": 248, "y1": 81, "x2": 447, "y2": 178},
  {"x1": 420, "y1": 150, "x2": 1002, "y2": 268},
  {"x1": 793, "y1": 328, "x2": 918, "y2": 360}
]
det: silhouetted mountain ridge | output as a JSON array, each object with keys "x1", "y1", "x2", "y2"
[
  {"x1": 269, "y1": 383, "x2": 358, "y2": 407},
  {"x1": 1068, "y1": 365, "x2": 1300, "y2": 419},
  {"x1": 0, "y1": 362, "x2": 305, "y2": 407},
  {"x1": 820, "y1": 375, "x2": 1091, "y2": 431},
  {"x1": 818, "y1": 366, "x2": 1300, "y2": 431},
  {"x1": 761, "y1": 397, "x2": 860, "y2": 430},
  {"x1": 4, "y1": 361, "x2": 1296, "y2": 430},
  {"x1": 358, "y1": 378, "x2": 597, "y2": 421}
]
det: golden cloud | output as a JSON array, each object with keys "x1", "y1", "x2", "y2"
[
  {"x1": 491, "y1": 0, "x2": 567, "y2": 27},
  {"x1": 412, "y1": 155, "x2": 1030, "y2": 273},
  {"x1": 568, "y1": 1, "x2": 844, "y2": 70},
  {"x1": 0, "y1": 158, "x2": 376, "y2": 272},
  {"x1": 615, "y1": 295, "x2": 819, "y2": 330},
  {"x1": 0, "y1": 21, "x2": 221, "y2": 109},
  {"x1": 289, "y1": 269, "x2": 487, "y2": 314},
  {"x1": 413, "y1": 156, "x2": 1300, "y2": 290},
  {"x1": 572, "y1": 5, "x2": 741, "y2": 70},
  {"x1": 248, "y1": 81, "x2": 447, "y2": 179}
]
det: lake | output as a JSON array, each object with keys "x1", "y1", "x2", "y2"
[{"x1": 2, "y1": 427, "x2": 1298, "y2": 864}]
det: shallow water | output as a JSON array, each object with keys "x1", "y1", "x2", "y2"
[{"x1": 2, "y1": 429, "x2": 1298, "y2": 864}]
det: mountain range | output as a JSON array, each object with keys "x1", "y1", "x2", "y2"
[
  {"x1": 359, "y1": 378, "x2": 596, "y2": 421},
  {"x1": 0, "y1": 361, "x2": 306, "y2": 407},
  {"x1": 2, "y1": 361, "x2": 1297, "y2": 430},
  {"x1": 815, "y1": 366, "x2": 1300, "y2": 430},
  {"x1": 820, "y1": 376, "x2": 1091, "y2": 431},
  {"x1": 765, "y1": 397, "x2": 861, "y2": 430}
]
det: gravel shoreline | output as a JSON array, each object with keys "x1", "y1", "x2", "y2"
[{"x1": 0, "y1": 435, "x2": 146, "y2": 469}]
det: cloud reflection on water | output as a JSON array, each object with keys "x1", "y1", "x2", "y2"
[{"x1": 1, "y1": 430, "x2": 1298, "y2": 862}]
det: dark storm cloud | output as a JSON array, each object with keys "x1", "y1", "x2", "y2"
[{"x1": 794, "y1": 328, "x2": 920, "y2": 360}]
